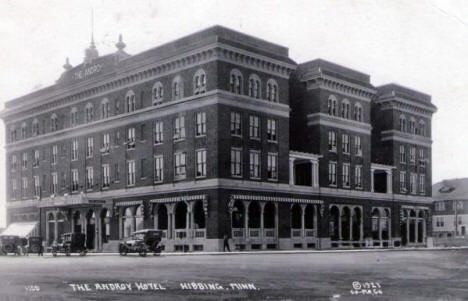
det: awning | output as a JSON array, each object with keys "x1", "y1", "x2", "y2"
[{"x1": 1, "y1": 222, "x2": 38, "y2": 238}]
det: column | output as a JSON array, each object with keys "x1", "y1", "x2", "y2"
[
  {"x1": 313, "y1": 205, "x2": 318, "y2": 236},
  {"x1": 423, "y1": 216, "x2": 427, "y2": 243},
  {"x1": 81, "y1": 210, "x2": 86, "y2": 235},
  {"x1": 244, "y1": 201, "x2": 250, "y2": 238},
  {"x1": 338, "y1": 207, "x2": 342, "y2": 241},
  {"x1": 289, "y1": 158, "x2": 296, "y2": 185},
  {"x1": 370, "y1": 168, "x2": 375, "y2": 192},
  {"x1": 415, "y1": 211, "x2": 419, "y2": 243},
  {"x1": 171, "y1": 206, "x2": 176, "y2": 239},
  {"x1": 118, "y1": 208, "x2": 123, "y2": 239},
  {"x1": 274, "y1": 203, "x2": 279, "y2": 238},
  {"x1": 360, "y1": 209, "x2": 364, "y2": 242},
  {"x1": 260, "y1": 202, "x2": 265, "y2": 239},
  {"x1": 45, "y1": 211, "x2": 50, "y2": 245},
  {"x1": 313, "y1": 162, "x2": 319, "y2": 187},
  {"x1": 378, "y1": 212, "x2": 383, "y2": 247},
  {"x1": 349, "y1": 210, "x2": 353, "y2": 242},
  {"x1": 301, "y1": 204, "x2": 306, "y2": 238},
  {"x1": 54, "y1": 212, "x2": 58, "y2": 242},
  {"x1": 190, "y1": 203, "x2": 195, "y2": 239},
  {"x1": 386, "y1": 170, "x2": 393, "y2": 194},
  {"x1": 186, "y1": 203, "x2": 192, "y2": 239},
  {"x1": 406, "y1": 210, "x2": 410, "y2": 244},
  {"x1": 166, "y1": 204, "x2": 172, "y2": 239},
  {"x1": 96, "y1": 212, "x2": 101, "y2": 251},
  {"x1": 154, "y1": 206, "x2": 159, "y2": 229}
]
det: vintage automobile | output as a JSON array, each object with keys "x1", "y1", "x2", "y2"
[
  {"x1": 0, "y1": 235, "x2": 25, "y2": 255},
  {"x1": 52, "y1": 233, "x2": 87, "y2": 257},
  {"x1": 119, "y1": 229, "x2": 163, "y2": 257},
  {"x1": 27, "y1": 236, "x2": 43, "y2": 255}
]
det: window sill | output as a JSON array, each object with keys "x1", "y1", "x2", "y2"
[
  {"x1": 126, "y1": 148, "x2": 135, "y2": 151},
  {"x1": 195, "y1": 135, "x2": 207, "y2": 138},
  {"x1": 267, "y1": 140, "x2": 278, "y2": 144},
  {"x1": 174, "y1": 176, "x2": 187, "y2": 181},
  {"x1": 329, "y1": 184, "x2": 337, "y2": 187},
  {"x1": 250, "y1": 177, "x2": 261, "y2": 181},
  {"x1": 231, "y1": 135, "x2": 243, "y2": 139},
  {"x1": 355, "y1": 186, "x2": 363, "y2": 190},
  {"x1": 154, "y1": 142, "x2": 164, "y2": 146},
  {"x1": 267, "y1": 178, "x2": 278, "y2": 182},
  {"x1": 173, "y1": 139, "x2": 186, "y2": 143},
  {"x1": 250, "y1": 137, "x2": 261, "y2": 141},
  {"x1": 231, "y1": 175, "x2": 243, "y2": 179},
  {"x1": 153, "y1": 180, "x2": 163, "y2": 184},
  {"x1": 195, "y1": 175, "x2": 207, "y2": 179},
  {"x1": 102, "y1": 186, "x2": 110, "y2": 190}
]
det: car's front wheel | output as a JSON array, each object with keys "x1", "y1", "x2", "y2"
[
  {"x1": 79, "y1": 250, "x2": 87, "y2": 256},
  {"x1": 119, "y1": 245, "x2": 128, "y2": 256},
  {"x1": 139, "y1": 249, "x2": 147, "y2": 257}
]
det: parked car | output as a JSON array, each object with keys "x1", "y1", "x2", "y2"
[
  {"x1": 52, "y1": 233, "x2": 87, "y2": 256},
  {"x1": 119, "y1": 229, "x2": 163, "y2": 257},
  {"x1": 27, "y1": 236, "x2": 43, "y2": 255},
  {"x1": 0, "y1": 235, "x2": 25, "y2": 255}
]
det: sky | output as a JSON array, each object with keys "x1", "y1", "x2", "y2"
[{"x1": 0, "y1": 0, "x2": 467, "y2": 227}]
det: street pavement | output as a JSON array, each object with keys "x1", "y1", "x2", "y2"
[{"x1": 0, "y1": 249, "x2": 467, "y2": 301}]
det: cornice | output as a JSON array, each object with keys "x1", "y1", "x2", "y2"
[
  {"x1": 4, "y1": 90, "x2": 290, "y2": 152},
  {"x1": 1, "y1": 42, "x2": 296, "y2": 121},
  {"x1": 381, "y1": 130, "x2": 433, "y2": 147},
  {"x1": 307, "y1": 113, "x2": 372, "y2": 135},
  {"x1": 300, "y1": 70, "x2": 376, "y2": 102},
  {"x1": 375, "y1": 94, "x2": 437, "y2": 115}
]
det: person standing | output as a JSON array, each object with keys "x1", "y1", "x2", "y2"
[{"x1": 223, "y1": 235, "x2": 231, "y2": 252}]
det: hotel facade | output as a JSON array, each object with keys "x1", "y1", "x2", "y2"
[{"x1": 0, "y1": 26, "x2": 437, "y2": 252}]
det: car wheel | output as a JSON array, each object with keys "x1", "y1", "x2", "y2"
[
  {"x1": 139, "y1": 249, "x2": 147, "y2": 257},
  {"x1": 79, "y1": 250, "x2": 87, "y2": 256},
  {"x1": 119, "y1": 246, "x2": 127, "y2": 256},
  {"x1": 31, "y1": 245, "x2": 40, "y2": 253},
  {"x1": 52, "y1": 251, "x2": 57, "y2": 257},
  {"x1": 3, "y1": 244, "x2": 14, "y2": 253}
]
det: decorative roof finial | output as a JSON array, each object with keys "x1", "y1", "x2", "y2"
[
  {"x1": 116, "y1": 33, "x2": 126, "y2": 52},
  {"x1": 63, "y1": 57, "x2": 72, "y2": 71},
  {"x1": 84, "y1": 8, "x2": 99, "y2": 63}
]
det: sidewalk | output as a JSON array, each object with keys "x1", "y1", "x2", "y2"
[{"x1": 30, "y1": 246, "x2": 468, "y2": 257}]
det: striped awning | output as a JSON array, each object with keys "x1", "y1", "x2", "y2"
[
  {"x1": 115, "y1": 200, "x2": 143, "y2": 207},
  {"x1": 150, "y1": 195, "x2": 207, "y2": 204},
  {"x1": 231, "y1": 195, "x2": 323, "y2": 204}
]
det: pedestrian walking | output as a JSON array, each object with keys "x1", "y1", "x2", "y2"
[{"x1": 223, "y1": 235, "x2": 231, "y2": 252}]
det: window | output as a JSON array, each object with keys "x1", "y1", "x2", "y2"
[
  {"x1": 419, "y1": 149, "x2": 426, "y2": 167},
  {"x1": 455, "y1": 201, "x2": 464, "y2": 210},
  {"x1": 409, "y1": 118, "x2": 416, "y2": 134},
  {"x1": 11, "y1": 179, "x2": 17, "y2": 200},
  {"x1": 267, "y1": 119, "x2": 277, "y2": 142},
  {"x1": 342, "y1": 134, "x2": 350, "y2": 154},
  {"x1": 196, "y1": 149, "x2": 207, "y2": 178},
  {"x1": 85, "y1": 103, "x2": 94, "y2": 123},
  {"x1": 102, "y1": 164, "x2": 110, "y2": 188},
  {"x1": 196, "y1": 112, "x2": 206, "y2": 136},
  {"x1": 127, "y1": 161, "x2": 135, "y2": 186},
  {"x1": 193, "y1": 69, "x2": 207, "y2": 94},
  {"x1": 102, "y1": 133, "x2": 110, "y2": 152},
  {"x1": 354, "y1": 103, "x2": 363, "y2": 122},
  {"x1": 11, "y1": 155, "x2": 17, "y2": 170},
  {"x1": 71, "y1": 169, "x2": 79, "y2": 191},
  {"x1": 51, "y1": 172, "x2": 58, "y2": 195},
  {"x1": 86, "y1": 166, "x2": 94, "y2": 190},
  {"x1": 126, "y1": 90, "x2": 136, "y2": 112},
  {"x1": 249, "y1": 115, "x2": 260, "y2": 140},
  {"x1": 153, "y1": 121, "x2": 164, "y2": 144},
  {"x1": 355, "y1": 165, "x2": 362, "y2": 189},
  {"x1": 328, "y1": 96, "x2": 337, "y2": 116},
  {"x1": 50, "y1": 114, "x2": 58, "y2": 132},
  {"x1": 173, "y1": 116, "x2": 186, "y2": 141},
  {"x1": 127, "y1": 127, "x2": 135, "y2": 149},
  {"x1": 249, "y1": 151, "x2": 260, "y2": 179},
  {"x1": 435, "y1": 201, "x2": 445, "y2": 211},
  {"x1": 267, "y1": 153, "x2": 278, "y2": 180},
  {"x1": 34, "y1": 175, "x2": 40, "y2": 197},
  {"x1": 341, "y1": 100, "x2": 350, "y2": 119},
  {"x1": 154, "y1": 156, "x2": 163, "y2": 183},
  {"x1": 419, "y1": 174, "x2": 425, "y2": 194},
  {"x1": 71, "y1": 139, "x2": 79, "y2": 160},
  {"x1": 114, "y1": 163, "x2": 120, "y2": 182},
  {"x1": 140, "y1": 124, "x2": 146, "y2": 141},
  {"x1": 419, "y1": 120, "x2": 426, "y2": 136},
  {"x1": 140, "y1": 158, "x2": 147, "y2": 178},
  {"x1": 22, "y1": 177, "x2": 28, "y2": 197},
  {"x1": 32, "y1": 119, "x2": 39, "y2": 136},
  {"x1": 174, "y1": 152, "x2": 186, "y2": 179},
  {"x1": 230, "y1": 112, "x2": 242, "y2": 136},
  {"x1": 342, "y1": 163, "x2": 350, "y2": 188},
  {"x1": 400, "y1": 171, "x2": 407, "y2": 192},
  {"x1": 399, "y1": 115, "x2": 406, "y2": 132},
  {"x1": 152, "y1": 82, "x2": 164, "y2": 105},
  {"x1": 328, "y1": 131, "x2": 337, "y2": 152},
  {"x1": 410, "y1": 173, "x2": 417, "y2": 194},
  {"x1": 86, "y1": 137, "x2": 94, "y2": 157},
  {"x1": 10, "y1": 127, "x2": 17, "y2": 142},
  {"x1": 399, "y1": 145, "x2": 406, "y2": 163},
  {"x1": 436, "y1": 217, "x2": 445, "y2": 228},
  {"x1": 328, "y1": 162, "x2": 337, "y2": 186},
  {"x1": 409, "y1": 147, "x2": 416, "y2": 164},
  {"x1": 231, "y1": 148, "x2": 242, "y2": 177},
  {"x1": 354, "y1": 136, "x2": 362, "y2": 156},
  {"x1": 248, "y1": 74, "x2": 261, "y2": 98},
  {"x1": 51, "y1": 145, "x2": 58, "y2": 165},
  {"x1": 20, "y1": 123, "x2": 27, "y2": 139},
  {"x1": 172, "y1": 76, "x2": 184, "y2": 100},
  {"x1": 101, "y1": 98, "x2": 110, "y2": 119},
  {"x1": 33, "y1": 149, "x2": 40, "y2": 167},
  {"x1": 266, "y1": 79, "x2": 278, "y2": 102},
  {"x1": 70, "y1": 107, "x2": 79, "y2": 127},
  {"x1": 230, "y1": 69, "x2": 243, "y2": 94},
  {"x1": 22, "y1": 152, "x2": 28, "y2": 169}
]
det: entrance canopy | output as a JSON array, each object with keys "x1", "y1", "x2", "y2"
[{"x1": 1, "y1": 222, "x2": 38, "y2": 238}]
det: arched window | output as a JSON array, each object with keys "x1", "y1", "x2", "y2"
[
  {"x1": 172, "y1": 75, "x2": 184, "y2": 100},
  {"x1": 32, "y1": 119, "x2": 39, "y2": 136},
  {"x1": 50, "y1": 113, "x2": 58, "y2": 132},
  {"x1": 341, "y1": 99, "x2": 350, "y2": 119},
  {"x1": 101, "y1": 98, "x2": 110, "y2": 119},
  {"x1": 152, "y1": 82, "x2": 164, "y2": 105},
  {"x1": 248, "y1": 74, "x2": 261, "y2": 99},
  {"x1": 418, "y1": 120, "x2": 426, "y2": 136},
  {"x1": 354, "y1": 103, "x2": 363, "y2": 122},
  {"x1": 70, "y1": 107, "x2": 78, "y2": 127},
  {"x1": 125, "y1": 90, "x2": 136, "y2": 112},
  {"x1": 135, "y1": 205, "x2": 144, "y2": 231},
  {"x1": 399, "y1": 115, "x2": 406, "y2": 132},
  {"x1": 21, "y1": 122, "x2": 27, "y2": 139},
  {"x1": 266, "y1": 79, "x2": 279, "y2": 102},
  {"x1": 409, "y1": 117, "x2": 416, "y2": 134},
  {"x1": 193, "y1": 69, "x2": 207, "y2": 95},
  {"x1": 328, "y1": 95, "x2": 338, "y2": 116},
  {"x1": 229, "y1": 69, "x2": 243, "y2": 94},
  {"x1": 85, "y1": 103, "x2": 94, "y2": 123}
]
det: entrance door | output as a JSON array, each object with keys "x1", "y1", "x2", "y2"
[
  {"x1": 462, "y1": 226, "x2": 466, "y2": 236},
  {"x1": 86, "y1": 224, "x2": 95, "y2": 249}
]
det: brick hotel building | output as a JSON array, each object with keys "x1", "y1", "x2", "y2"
[{"x1": 0, "y1": 26, "x2": 437, "y2": 251}]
